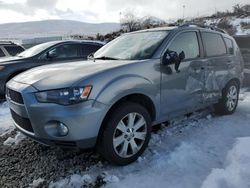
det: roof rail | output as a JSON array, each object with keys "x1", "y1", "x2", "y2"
[
  {"x1": 0, "y1": 40, "x2": 15, "y2": 44},
  {"x1": 180, "y1": 23, "x2": 227, "y2": 34}
]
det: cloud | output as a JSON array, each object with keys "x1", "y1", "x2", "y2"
[
  {"x1": 103, "y1": 0, "x2": 250, "y2": 20},
  {"x1": 0, "y1": 0, "x2": 249, "y2": 24},
  {"x1": 0, "y1": 0, "x2": 58, "y2": 15},
  {"x1": 0, "y1": 0, "x2": 34, "y2": 15},
  {"x1": 26, "y1": 0, "x2": 58, "y2": 9},
  {"x1": 0, "y1": 0, "x2": 99, "y2": 23}
]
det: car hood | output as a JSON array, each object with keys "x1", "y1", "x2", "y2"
[{"x1": 13, "y1": 60, "x2": 137, "y2": 91}]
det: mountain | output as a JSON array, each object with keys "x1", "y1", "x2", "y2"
[{"x1": 0, "y1": 20, "x2": 121, "y2": 39}]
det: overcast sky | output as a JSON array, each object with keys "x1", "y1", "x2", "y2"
[{"x1": 0, "y1": 0, "x2": 249, "y2": 24}]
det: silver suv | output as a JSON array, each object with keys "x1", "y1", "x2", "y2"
[{"x1": 6, "y1": 25, "x2": 244, "y2": 165}]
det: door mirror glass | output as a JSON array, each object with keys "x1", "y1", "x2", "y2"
[
  {"x1": 162, "y1": 50, "x2": 185, "y2": 65},
  {"x1": 179, "y1": 51, "x2": 185, "y2": 61},
  {"x1": 162, "y1": 50, "x2": 185, "y2": 73},
  {"x1": 47, "y1": 50, "x2": 57, "y2": 59}
]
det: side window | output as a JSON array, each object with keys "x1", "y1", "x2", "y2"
[
  {"x1": 43, "y1": 44, "x2": 80, "y2": 60},
  {"x1": 82, "y1": 44, "x2": 102, "y2": 57},
  {"x1": 224, "y1": 38, "x2": 234, "y2": 55},
  {"x1": 4, "y1": 45, "x2": 24, "y2": 56},
  {"x1": 202, "y1": 32, "x2": 227, "y2": 57},
  {"x1": 0, "y1": 48, "x2": 5, "y2": 57},
  {"x1": 168, "y1": 32, "x2": 200, "y2": 59}
]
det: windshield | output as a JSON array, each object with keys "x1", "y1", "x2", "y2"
[
  {"x1": 94, "y1": 31, "x2": 169, "y2": 60},
  {"x1": 18, "y1": 42, "x2": 55, "y2": 58}
]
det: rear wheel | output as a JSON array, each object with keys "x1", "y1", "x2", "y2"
[
  {"x1": 214, "y1": 81, "x2": 239, "y2": 115},
  {"x1": 98, "y1": 102, "x2": 151, "y2": 165}
]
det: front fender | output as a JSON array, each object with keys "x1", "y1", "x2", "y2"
[{"x1": 95, "y1": 74, "x2": 159, "y2": 107}]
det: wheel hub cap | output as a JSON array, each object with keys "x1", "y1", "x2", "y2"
[
  {"x1": 113, "y1": 112, "x2": 147, "y2": 158},
  {"x1": 226, "y1": 85, "x2": 237, "y2": 111}
]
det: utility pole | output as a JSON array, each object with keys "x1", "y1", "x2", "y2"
[{"x1": 182, "y1": 5, "x2": 186, "y2": 20}]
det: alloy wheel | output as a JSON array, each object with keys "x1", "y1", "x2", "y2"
[
  {"x1": 226, "y1": 85, "x2": 238, "y2": 111},
  {"x1": 113, "y1": 112, "x2": 147, "y2": 158}
]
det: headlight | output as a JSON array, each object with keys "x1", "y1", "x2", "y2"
[
  {"x1": 0, "y1": 66, "x2": 5, "y2": 70},
  {"x1": 35, "y1": 86, "x2": 92, "y2": 105}
]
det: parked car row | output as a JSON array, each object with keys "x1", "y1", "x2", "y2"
[
  {"x1": 3, "y1": 24, "x2": 244, "y2": 165},
  {"x1": 0, "y1": 40, "x2": 104, "y2": 99}
]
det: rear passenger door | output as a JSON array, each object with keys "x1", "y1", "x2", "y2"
[{"x1": 201, "y1": 32, "x2": 230, "y2": 102}]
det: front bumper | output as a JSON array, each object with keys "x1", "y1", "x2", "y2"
[{"x1": 6, "y1": 80, "x2": 109, "y2": 149}]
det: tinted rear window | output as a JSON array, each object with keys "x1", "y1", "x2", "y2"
[
  {"x1": 4, "y1": 45, "x2": 24, "y2": 56},
  {"x1": 0, "y1": 48, "x2": 5, "y2": 57},
  {"x1": 202, "y1": 32, "x2": 227, "y2": 57},
  {"x1": 224, "y1": 37, "x2": 234, "y2": 55}
]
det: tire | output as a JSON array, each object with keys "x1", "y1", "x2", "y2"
[
  {"x1": 214, "y1": 80, "x2": 239, "y2": 115},
  {"x1": 97, "y1": 102, "x2": 152, "y2": 165}
]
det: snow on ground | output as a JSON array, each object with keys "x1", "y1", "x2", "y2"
[
  {"x1": 0, "y1": 102, "x2": 15, "y2": 136},
  {"x1": 204, "y1": 16, "x2": 250, "y2": 36},
  {"x1": 49, "y1": 89, "x2": 250, "y2": 188},
  {"x1": 3, "y1": 131, "x2": 26, "y2": 146},
  {"x1": 230, "y1": 16, "x2": 250, "y2": 36},
  {"x1": 201, "y1": 137, "x2": 250, "y2": 188},
  {"x1": 1, "y1": 89, "x2": 250, "y2": 187}
]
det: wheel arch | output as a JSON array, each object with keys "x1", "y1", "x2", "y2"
[{"x1": 96, "y1": 93, "x2": 156, "y2": 146}]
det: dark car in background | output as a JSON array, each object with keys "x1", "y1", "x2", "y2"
[
  {"x1": 0, "y1": 41, "x2": 25, "y2": 58},
  {"x1": 0, "y1": 40, "x2": 104, "y2": 99}
]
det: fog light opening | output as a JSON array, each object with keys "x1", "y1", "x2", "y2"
[{"x1": 57, "y1": 122, "x2": 69, "y2": 136}]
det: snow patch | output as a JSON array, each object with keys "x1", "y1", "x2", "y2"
[
  {"x1": 0, "y1": 102, "x2": 15, "y2": 136},
  {"x1": 201, "y1": 137, "x2": 250, "y2": 188},
  {"x1": 3, "y1": 132, "x2": 26, "y2": 146},
  {"x1": 102, "y1": 172, "x2": 120, "y2": 184},
  {"x1": 30, "y1": 178, "x2": 45, "y2": 188},
  {"x1": 49, "y1": 174, "x2": 93, "y2": 188},
  {"x1": 230, "y1": 16, "x2": 250, "y2": 36}
]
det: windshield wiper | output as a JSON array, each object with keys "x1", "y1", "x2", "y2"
[{"x1": 94, "y1": 56, "x2": 121, "y2": 60}]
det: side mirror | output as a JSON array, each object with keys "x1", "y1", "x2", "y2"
[
  {"x1": 46, "y1": 51, "x2": 57, "y2": 59},
  {"x1": 87, "y1": 53, "x2": 94, "y2": 60},
  {"x1": 179, "y1": 51, "x2": 185, "y2": 61},
  {"x1": 162, "y1": 50, "x2": 185, "y2": 72},
  {"x1": 162, "y1": 50, "x2": 176, "y2": 65}
]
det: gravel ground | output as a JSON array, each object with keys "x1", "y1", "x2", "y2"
[
  {"x1": 1, "y1": 89, "x2": 249, "y2": 187},
  {"x1": 0, "y1": 129, "x2": 103, "y2": 188}
]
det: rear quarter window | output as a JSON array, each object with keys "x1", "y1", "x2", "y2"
[
  {"x1": 0, "y1": 48, "x2": 5, "y2": 57},
  {"x1": 202, "y1": 32, "x2": 227, "y2": 57},
  {"x1": 4, "y1": 45, "x2": 24, "y2": 56},
  {"x1": 224, "y1": 37, "x2": 234, "y2": 55}
]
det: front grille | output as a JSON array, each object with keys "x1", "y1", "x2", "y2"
[
  {"x1": 10, "y1": 110, "x2": 34, "y2": 133},
  {"x1": 7, "y1": 88, "x2": 24, "y2": 104}
]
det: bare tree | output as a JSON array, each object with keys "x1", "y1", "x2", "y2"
[{"x1": 120, "y1": 11, "x2": 140, "y2": 32}]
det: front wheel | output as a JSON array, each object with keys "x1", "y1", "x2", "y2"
[
  {"x1": 214, "y1": 80, "x2": 239, "y2": 115},
  {"x1": 98, "y1": 102, "x2": 151, "y2": 165}
]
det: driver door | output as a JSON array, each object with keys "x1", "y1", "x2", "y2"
[{"x1": 160, "y1": 31, "x2": 205, "y2": 118}]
